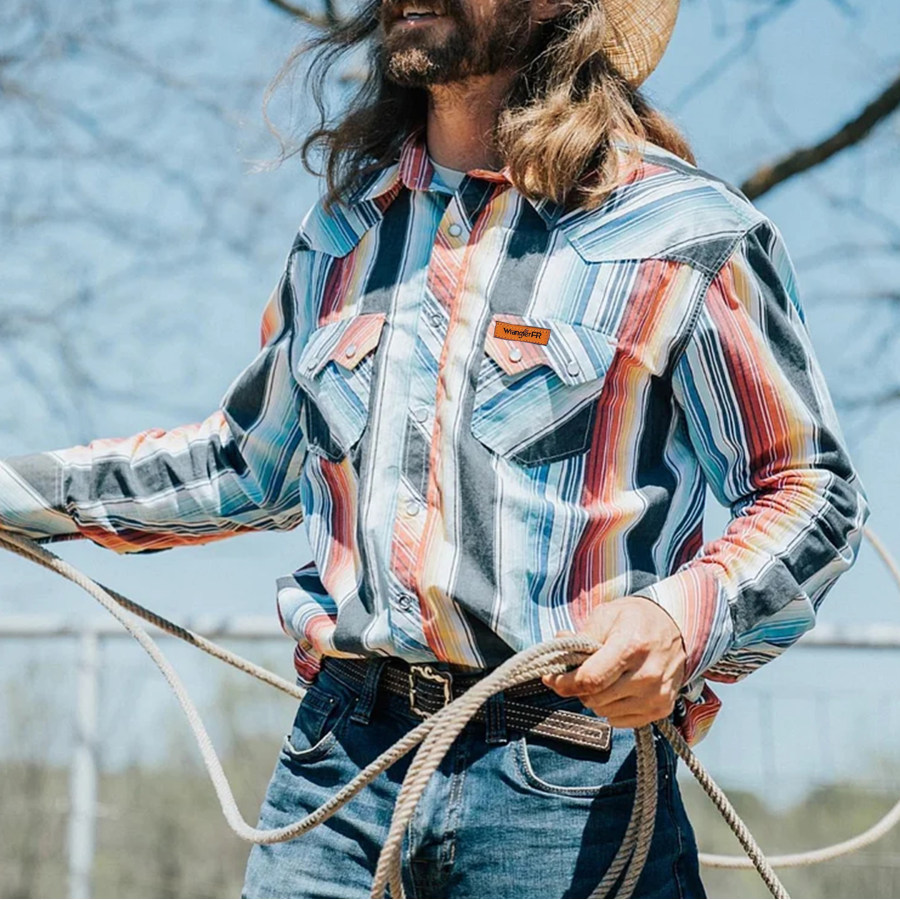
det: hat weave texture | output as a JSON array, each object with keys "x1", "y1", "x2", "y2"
[{"x1": 601, "y1": 0, "x2": 680, "y2": 86}]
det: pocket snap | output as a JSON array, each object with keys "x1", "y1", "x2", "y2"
[
  {"x1": 471, "y1": 313, "x2": 617, "y2": 465},
  {"x1": 294, "y1": 313, "x2": 387, "y2": 458}
]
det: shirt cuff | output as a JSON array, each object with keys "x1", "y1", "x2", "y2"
[
  {"x1": 630, "y1": 564, "x2": 735, "y2": 686},
  {"x1": 0, "y1": 457, "x2": 78, "y2": 540}
]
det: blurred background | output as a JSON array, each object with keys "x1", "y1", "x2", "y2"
[{"x1": 1, "y1": 0, "x2": 899, "y2": 896}]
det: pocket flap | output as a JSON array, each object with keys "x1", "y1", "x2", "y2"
[
  {"x1": 296, "y1": 313, "x2": 387, "y2": 379},
  {"x1": 484, "y1": 314, "x2": 617, "y2": 386}
]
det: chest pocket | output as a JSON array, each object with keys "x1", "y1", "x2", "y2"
[
  {"x1": 471, "y1": 313, "x2": 617, "y2": 466},
  {"x1": 294, "y1": 312, "x2": 387, "y2": 460}
]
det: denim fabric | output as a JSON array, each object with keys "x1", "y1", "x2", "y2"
[{"x1": 242, "y1": 661, "x2": 707, "y2": 899}]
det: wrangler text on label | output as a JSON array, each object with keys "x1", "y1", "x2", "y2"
[{"x1": 493, "y1": 321, "x2": 551, "y2": 345}]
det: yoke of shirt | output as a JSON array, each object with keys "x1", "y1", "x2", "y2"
[{"x1": 288, "y1": 130, "x2": 765, "y2": 475}]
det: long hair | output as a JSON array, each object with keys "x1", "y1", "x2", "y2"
[{"x1": 264, "y1": 0, "x2": 695, "y2": 214}]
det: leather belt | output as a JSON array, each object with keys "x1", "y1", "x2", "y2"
[{"x1": 325, "y1": 657, "x2": 613, "y2": 752}]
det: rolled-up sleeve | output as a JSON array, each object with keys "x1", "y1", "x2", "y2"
[{"x1": 633, "y1": 218, "x2": 870, "y2": 689}]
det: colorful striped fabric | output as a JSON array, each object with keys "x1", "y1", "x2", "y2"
[{"x1": 0, "y1": 128, "x2": 869, "y2": 744}]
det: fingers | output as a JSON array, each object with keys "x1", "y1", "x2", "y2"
[
  {"x1": 543, "y1": 631, "x2": 643, "y2": 698},
  {"x1": 544, "y1": 647, "x2": 680, "y2": 727},
  {"x1": 585, "y1": 695, "x2": 650, "y2": 728},
  {"x1": 575, "y1": 678, "x2": 633, "y2": 709},
  {"x1": 603, "y1": 711, "x2": 661, "y2": 729},
  {"x1": 542, "y1": 601, "x2": 685, "y2": 728},
  {"x1": 582, "y1": 692, "x2": 675, "y2": 728}
]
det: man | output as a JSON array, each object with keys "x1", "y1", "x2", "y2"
[{"x1": 0, "y1": 0, "x2": 869, "y2": 896}]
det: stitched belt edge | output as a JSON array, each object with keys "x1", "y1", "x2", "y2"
[{"x1": 324, "y1": 657, "x2": 613, "y2": 752}]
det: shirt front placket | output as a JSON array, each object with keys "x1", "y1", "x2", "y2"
[{"x1": 388, "y1": 161, "x2": 512, "y2": 664}]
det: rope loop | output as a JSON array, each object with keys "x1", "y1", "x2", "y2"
[{"x1": 8, "y1": 526, "x2": 899, "y2": 896}]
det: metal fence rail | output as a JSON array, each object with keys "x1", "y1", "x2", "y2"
[
  {"x1": 1, "y1": 617, "x2": 286, "y2": 899},
  {"x1": 3, "y1": 617, "x2": 900, "y2": 898}
]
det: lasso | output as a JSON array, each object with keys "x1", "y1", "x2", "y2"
[{"x1": 2, "y1": 525, "x2": 897, "y2": 898}]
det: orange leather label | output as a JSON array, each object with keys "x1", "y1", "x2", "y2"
[{"x1": 493, "y1": 320, "x2": 550, "y2": 345}]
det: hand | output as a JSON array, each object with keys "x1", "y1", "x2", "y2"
[{"x1": 542, "y1": 596, "x2": 687, "y2": 729}]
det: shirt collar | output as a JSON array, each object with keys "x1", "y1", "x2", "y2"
[{"x1": 347, "y1": 125, "x2": 567, "y2": 228}]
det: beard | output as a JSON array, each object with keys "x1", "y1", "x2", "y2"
[{"x1": 378, "y1": 0, "x2": 538, "y2": 87}]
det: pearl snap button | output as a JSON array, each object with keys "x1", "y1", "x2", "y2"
[
  {"x1": 397, "y1": 595, "x2": 413, "y2": 611},
  {"x1": 345, "y1": 343, "x2": 357, "y2": 358},
  {"x1": 566, "y1": 360, "x2": 580, "y2": 376},
  {"x1": 413, "y1": 407, "x2": 428, "y2": 423},
  {"x1": 447, "y1": 223, "x2": 462, "y2": 237},
  {"x1": 431, "y1": 313, "x2": 442, "y2": 327},
  {"x1": 406, "y1": 500, "x2": 421, "y2": 516},
  {"x1": 508, "y1": 345, "x2": 522, "y2": 363}
]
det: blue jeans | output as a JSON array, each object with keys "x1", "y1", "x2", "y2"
[{"x1": 242, "y1": 660, "x2": 706, "y2": 899}]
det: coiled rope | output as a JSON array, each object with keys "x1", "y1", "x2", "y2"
[{"x1": 1, "y1": 525, "x2": 896, "y2": 896}]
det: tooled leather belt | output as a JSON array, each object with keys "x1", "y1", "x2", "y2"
[{"x1": 325, "y1": 657, "x2": 613, "y2": 752}]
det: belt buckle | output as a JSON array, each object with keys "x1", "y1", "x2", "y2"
[{"x1": 408, "y1": 664, "x2": 453, "y2": 718}]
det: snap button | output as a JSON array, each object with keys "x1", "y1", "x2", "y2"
[
  {"x1": 413, "y1": 407, "x2": 428, "y2": 423},
  {"x1": 431, "y1": 313, "x2": 442, "y2": 327},
  {"x1": 566, "y1": 359, "x2": 580, "y2": 376},
  {"x1": 447, "y1": 223, "x2": 462, "y2": 237},
  {"x1": 508, "y1": 345, "x2": 522, "y2": 363},
  {"x1": 405, "y1": 500, "x2": 421, "y2": 517},
  {"x1": 345, "y1": 343, "x2": 357, "y2": 359},
  {"x1": 397, "y1": 594, "x2": 414, "y2": 611}
]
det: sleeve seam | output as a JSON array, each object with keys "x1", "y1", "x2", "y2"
[{"x1": 669, "y1": 224, "x2": 759, "y2": 377}]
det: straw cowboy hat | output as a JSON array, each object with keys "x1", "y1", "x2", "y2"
[{"x1": 601, "y1": 0, "x2": 680, "y2": 86}]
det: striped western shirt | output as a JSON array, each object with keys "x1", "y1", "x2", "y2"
[{"x1": 0, "y1": 128, "x2": 869, "y2": 743}]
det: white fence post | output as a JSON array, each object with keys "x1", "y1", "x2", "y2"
[
  {"x1": 68, "y1": 627, "x2": 99, "y2": 900},
  {"x1": 0, "y1": 614, "x2": 888, "y2": 897}
]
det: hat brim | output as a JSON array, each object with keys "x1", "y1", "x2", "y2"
[{"x1": 601, "y1": 0, "x2": 680, "y2": 87}]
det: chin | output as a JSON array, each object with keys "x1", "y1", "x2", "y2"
[{"x1": 383, "y1": 45, "x2": 455, "y2": 86}]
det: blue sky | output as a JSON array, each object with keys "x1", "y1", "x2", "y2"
[{"x1": 2, "y1": 0, "x2": 900, "y2": 803}]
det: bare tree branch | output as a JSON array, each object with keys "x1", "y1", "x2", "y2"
[
  {"x1": 0, "y1": 0, "x2": 305, "y2": 443},
  {"x1": 324, "y1": 0, "x2": 340, "y2": 28},
  {"x1": 670, "y1": 0, "x2": 802, "y2": 112},
  {"x1": 262, "y1": 0, "x2": 332, "y2": 28},
  {"x1": 741, "y1": 70, "x2": 900, "y2": 199}
]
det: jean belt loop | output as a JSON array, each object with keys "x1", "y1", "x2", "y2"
[
  {"x1": 350, "y1": 658, "x2": 389, "y2": 725},
  {"x1": 484, "y1": 690, "x2": 507, "y2": 744}
]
